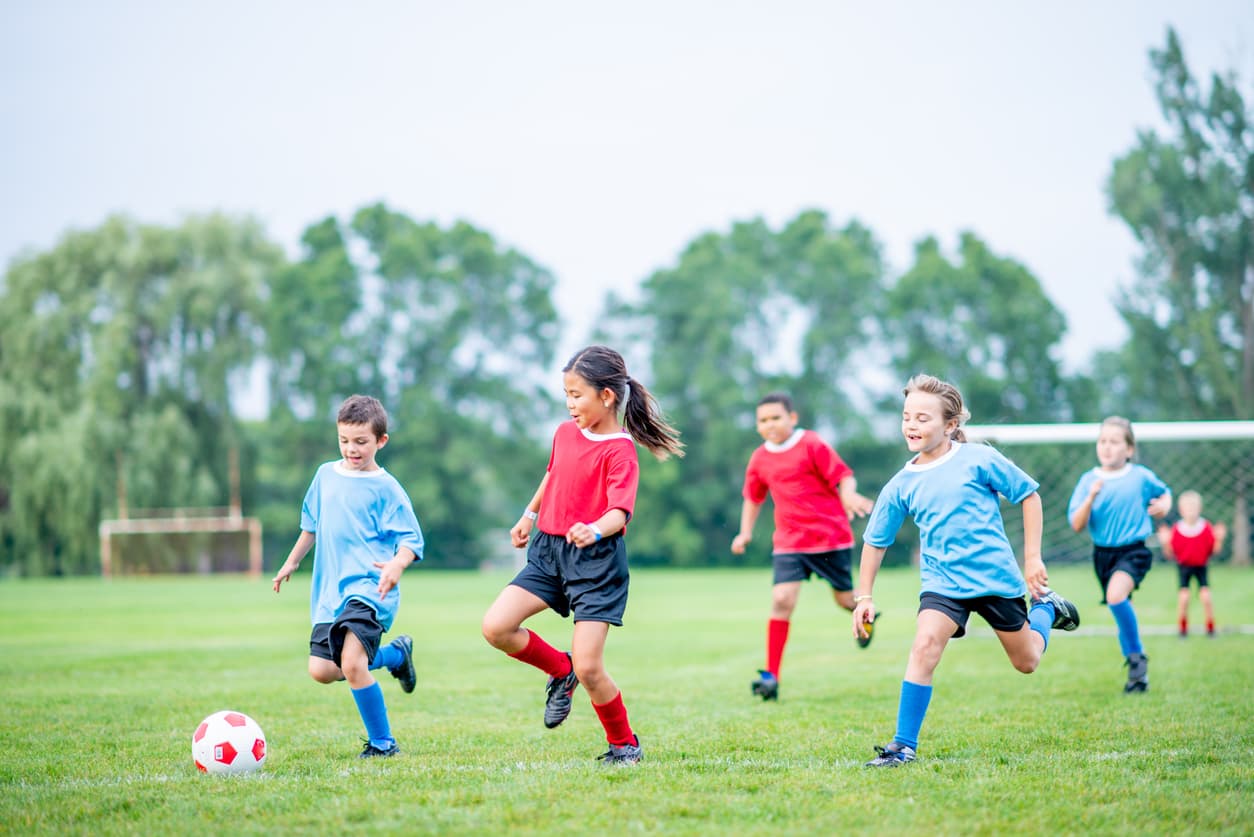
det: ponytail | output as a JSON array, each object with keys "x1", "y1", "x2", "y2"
[{"x1": 623, "y1": 377, "x2": 685, "y2": 461}]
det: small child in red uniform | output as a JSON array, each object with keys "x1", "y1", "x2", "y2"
[
  {"x1": 1157, "y1": 490, "x2": 1227, "y2": 637},
  {"x1": 731, "y1": 392, "x2": 874, "y2": 702},
  {"x1": 481, "y1": 345, "x2": 683, "y2": 765}
]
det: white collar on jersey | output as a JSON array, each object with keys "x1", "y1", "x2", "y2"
[
  {"x1": 1093, "y1": 464, "x2": 1133, "y2": 480},
  {"x1": 1175, "y1": 518, "x2": 1209, "y2": 537},
  {"x1": 333, "y1": 461, "x2": 390, "y2": 478},
  {"x1": 903, "y1": 440, "x2": 963, "y2": 472},
  {"x1": 764, "y1": 428, "x2": 806, "y2": 453},
  {"x1": 580, "y1": 427, "x2": 632, "y2": 442}
]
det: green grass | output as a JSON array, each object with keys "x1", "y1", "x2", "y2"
[{"x1": 2, "y1": 564, "x2": 1252, "y2": 835}]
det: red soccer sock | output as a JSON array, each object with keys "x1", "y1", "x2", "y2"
[
  {"x1": 593, "y1": 691, "x2": 635, "y2": 746},
  {"x1": 767, "y1": 618, "x2": 790, "y2": 677},
  {"x1": 1207, "y1": 619, "x2": 1215, "y2": 634},
  {"x1": 507, "y1": 629, "x2": 572, "y2": 679},
  {"x1": 1179, "y1": 617, "x2": 1188, "y2": 634}
]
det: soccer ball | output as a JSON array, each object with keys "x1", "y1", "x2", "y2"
[{"x1": 192, "y1": 710, "x2": 267, "y2": 774}]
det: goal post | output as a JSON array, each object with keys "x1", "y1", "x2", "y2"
[
  {"x1": 99, "y1": 509, "x2": 263, "y2": 577},
  {"x1": 963, "y1": 420, "x2": 1254, "y2": 567}
]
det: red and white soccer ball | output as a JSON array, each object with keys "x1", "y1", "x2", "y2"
[{"x1": 192, "y1": 710, "x2": 267, "y2": 774}]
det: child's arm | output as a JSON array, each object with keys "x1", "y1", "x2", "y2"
[
  {"x1": 511, "y1": 473, "x2": 550, "y2": 549},
  {"x1": 567, "y1": 509, "x2": 628, "y2": 548},
  {"x1": 731, "y1": 498, "x2": 763, "y2": 554},
  {"x1": 852, "y1": 543, "x2": 886, "y2": 639},
  {"x1": 375, "y1": 545, "x2": 418, "y2": 596},
  {"x1": 272, "y1": 531, "x2": 315, "y2": 593},
  {"x1": 1213, "y1": 521, "x2": 1228, "y2": 555},
  {"x1": 1155, "y1": 524, "x2": 1175, "y2": 559},
  {"x1": 1148, "y1": 492, "x2": 1173, "y2": 518},
  {"x1": 1020, "y1": 492, "x2": 1047, "y2": 597},
  {"x1": 1070, "y1": 479, "x2": 1103, "y2": 532},
  {"x1": 837, "y1": 476, "x2": 874, "y2": 518}
]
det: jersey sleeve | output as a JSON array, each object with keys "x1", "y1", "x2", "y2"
[
  {"x1": 981, "y1": 447, "x2": 1039, "y2": 504},
  {"x1": 1066, "y1": 471, "x2": 1094, "y2": 523},
  {"x1": 604, "y1": 444, "x2": 640, "y2": 519},
  {"x1": 1140, "y1": 467, "x2": 1170, "y2": 502},
  {"x1": 862, "y1": 477, "x2": 906, "y2": 548},
  {"x1": 381, "y1": 481, "x2": 425, "y2": 561},
  {"x1": 811, "y1": 435, "x2": 854, "y2": 488},
  {"x1": 299, "y1": 467, "x2": 321, "y2": 532},
  {"x1": 742, "y1": 452, "x2": 768, "y2": 504}
]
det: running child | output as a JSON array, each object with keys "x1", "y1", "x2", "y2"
[
  {"x1": 852, "y1": 374, "x2": 1079, "y2": 768},
  {"x1": 730, "y1": 392, "x2": 875, "y2": 702},
  {"x1": 1156, "y1": 490, "x2": 1226, "y2": 638},
  {"x1": 1068, "y1": 416, "x2": 1171, "y2": 692},
  {"x1": 481, "y1": 345, "x2": 683, "y2": 766},
  {"x1": 272, "y1": 394, "x2": 424, "y2": 758}
]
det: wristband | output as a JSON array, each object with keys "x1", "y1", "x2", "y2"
[
  {"x1": 853, "y1": 594, "x2": 873, "y2": 603},
  {"x1": 523, "y1": 510, "x2": 538, "y2": 521},
  {"x1": 589, "y1": 523, "x2": 603, "y2": 542}
]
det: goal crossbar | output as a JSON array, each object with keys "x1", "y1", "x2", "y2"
[{"x1": 965, "y1": 420, "x2": 1254, "y2": 445}]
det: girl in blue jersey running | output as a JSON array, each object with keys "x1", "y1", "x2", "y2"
[
  {"x1": 1067, "y1": 416, "x2": 1171, "y2": 693},
  {"x1": 852, "y1": 375, "x2": 1080, "y2": 768}
]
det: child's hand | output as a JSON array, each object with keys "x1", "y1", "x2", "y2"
[
  {"x1": 373, "y1": 557, "x2": 407, "y2": 596},
  {"x1": 730, "y1": 533, "x2": 751, "y2": 554},
  {"x1": 852, "y1": 599, "x2": 875, "y2": 641},
  {"x1": 565, "y1": 522, "x2": 600, "y2": 548},
  {"x1": 1155, "y1": 524, "x2": 1172, "y2": 548},
  {"x1": 844, "y1": 492, "x2": 874, "y2": 518},
  {"x1": 271, "y1": 561, "x2": 299, "y2": 593},
  {"x1": 1147, "y1": 495, "x2": 1172, "y2": 518},
  {"x1": 1088, "y1": 479, "x2": 1104, "y2": 499},
  {"x1": 510, "y1": 517, "x2": 533, "y2": 549},
  {"x1": 1023, "y1": 556, "x2": 1048, "y2": 598}
]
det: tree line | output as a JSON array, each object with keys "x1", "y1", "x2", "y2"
[{"x1": 0, "y1": 29, "x2": 1249, "y2": 576}]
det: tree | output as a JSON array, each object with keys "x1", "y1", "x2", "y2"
[
  {"x1": 1105, "y1": 27, "x2": 1254, "y2": 421},
  {"x1": 884, "y1": 232, "x2": 1072, "y2": 423}
]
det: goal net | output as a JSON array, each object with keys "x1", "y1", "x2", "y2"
[
  {"x1": 963, "y1": 421, "x2": 1254, "y2": 566},
  {"x1": 98, "y1": 507, "x2": 262, "y2": 577}
]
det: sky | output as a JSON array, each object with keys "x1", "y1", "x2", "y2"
[{"x1": 2, "y1": 2, "x2": 1252, "y2": 372}]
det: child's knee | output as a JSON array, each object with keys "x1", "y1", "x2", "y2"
[
  {"x1": 1014, "y1": 653, "x2": 1040, "y2": 674},
  {"x1": 308, "y1": 658, "x2": 341, "y2": 683},
  {"x1": 572, "y1": 658, "x2": 606, "y2": 689},
  {"x1": 481, "y1": 614, "x2": 515, "y2": 648}
]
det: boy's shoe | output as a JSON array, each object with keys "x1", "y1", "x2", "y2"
[
  {"x1": 387, "y1": 635, "x2": 416, "y2": 694},
  {"x1": 359, "y1": 739, "x2": 400, "y2": 759},
  {"x1": 1123, "y1": 652, "x2": 1149, "y2": 693},
  {"x1": 750, "y1": 670, "x2": 779, "y2": 701},
  {"x1": 864, "y1": 741, "x2": 916, "y2": 767},
  {"x1": 544, "y1": 653, "x2": 579, "y2": 729},
  {"x1": 1032, "y1": 589, "x2": 1080, "y2": 631},
  {"x1": 598, "y1": 736, "x2": 642, "y2": 766},
  {"x1": 856, "y1": 611, "x2": 879, "y2": 649}
]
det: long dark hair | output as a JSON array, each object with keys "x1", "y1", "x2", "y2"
[{"x1": 563, "y1": 345, "x2": 684, "y2": 460}]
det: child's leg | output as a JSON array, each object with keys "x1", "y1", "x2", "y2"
[
  {"x1": 766, "y1": 582, "x2": 801, "y2": 676},
  {"x1": 482, "y1": 585, "x2": 570, "y2": 677},
  {"x1": 1106, "y1": 571, "x2": 1143, "y2": 656},
  {"x1": 1200, "y1": 585, "x2": 1215, "y2": 633},
  {"x1": 1177, "y1": 585, "x2": 1191, "y2": 635},
  {"x1": 309, "y1": 656, "x2": 344, "y2": 684},
  {"x1": 892, "y1": 610, "x2": 956, "y2": 749},
  {"x1": 342, "y1": 631, "x2": 394, "y2": 749},
  {"x1": 996, "y1": 624, "x2": 1044, "y2": 674},
  {"x1": 573, "y1": 620, "x2": 634, "y2": 745}
]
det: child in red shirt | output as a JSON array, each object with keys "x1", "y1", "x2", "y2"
[
  {"x1": 731, "y1": 393, "x2": 874, "y2": 701},
  {"x1": 1156, "y1": 490, "x2": 1227, "y2": 637},
  {"x1": 481, "y1": 346, "x2": 683, "y2": 765}
]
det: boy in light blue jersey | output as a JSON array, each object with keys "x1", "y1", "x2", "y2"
[
  {"x1": 273, "y1": 395, "x2": 425, "y2": 758},
  {"x1": 1068, "y1": 416, "x2": 1170, "y2": 693},
  {"x1": 851, "y1": 375, "x2": 1079, "y2": 768}
]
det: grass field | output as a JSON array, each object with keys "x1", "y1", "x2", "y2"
[{"x1": 2, "y1": 563, "x2": 1252, "y2": 835}]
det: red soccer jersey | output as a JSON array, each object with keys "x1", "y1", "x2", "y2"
[
  {"x1": 1171, "y1": 519, "x2": 1216, "y2": 567},
  {"x1": 743, "y1": 429, "x2": 855, "y2": 553},
  {"x1": 538, "y1": 420, "x2": 640, "y2": 536}
]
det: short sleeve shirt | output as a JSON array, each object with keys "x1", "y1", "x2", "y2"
[
  {"x1": 538, "y1": 420, "x2": 640, "y2": 536},
  {"x1": 743, "y1": 429, "x2": 855, "y2": 553},
  {"x1": 1171, "y1": 519, "x2": 1216, "y2": 567},
  {"x1": 1067, "y1": 464, "x2": 1170, "y2": 547}
]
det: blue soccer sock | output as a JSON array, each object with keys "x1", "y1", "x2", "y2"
[
  {"x1": 893, "y1": 680, "x2": 933, "y2": 751},
  {"x1": 1109, "y1": 600, "x2": 1143, "y2": 656},
  {"x1": 1028, "y1": 600, "x2": 1055, "y2": 652},
  {"x1": 371, "y1": 643, "x2": 402, "y2": 671},
  {"x1": 351, "y1": 682, "x2": 394, "y2": 748}
]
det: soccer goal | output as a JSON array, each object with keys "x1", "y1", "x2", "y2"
[{"x1": 963, "y1": 420, "x2": 1254, "y2": 566}]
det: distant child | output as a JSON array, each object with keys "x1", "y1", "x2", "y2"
[
  {"x1": 272, "y1": 394, "x2": 424, "y2": 758},
  {"x1": 481, "y1": 345, "x2": 683, "y2": 766},
  {"x1": 1068, "y1": 416, "x2": 1171, "y2": 692},
  {"x1": 1156, "y1": 490, "x2": 1226, "y2": 637},
  {"x1": 853, "y1": 375, "x2": 1079, "y2": 768},
  {"x1": 730, "y1": 392, "x2": 875, "y2": 702}
]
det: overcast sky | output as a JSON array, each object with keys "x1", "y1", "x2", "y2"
[{"x1": 3, "y1": 2, "x2": 1251, "y2": 371}]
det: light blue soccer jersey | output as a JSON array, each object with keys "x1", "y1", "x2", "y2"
[
  {"x1": 1067, "y1": 464, "x2": 1169, "y2": 548},
  {"x1": 863, "y1": 442, "x2": 1039, "y2": 599},
  {"x1": 300, "y1": 461, "x2": 424, "y2": 630}
]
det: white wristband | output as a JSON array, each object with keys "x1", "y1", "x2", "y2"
[
  {"x1": 589, "y1": 523, "x2": 603, "y2": 542},
  {"x1": 523, "y1": 510, "x2": 538, "y2": 521}
]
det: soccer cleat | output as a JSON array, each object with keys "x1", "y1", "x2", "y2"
[
  {"x1": 359, "y1": 739, "x2": 400, "y2": 759},
  {"x1": 1123, "y1": 652, "x2": 1149, "y2": 693},
  {"x1": 864, "y1": 741, "x2": 916, "y2": 767},
  {"x1": 387, "y1": 634, "x2": 416, "y2": 694},
  {"x1": 544, "y1": 653, "x2": 579, "y2": 729},
  {"x1": 856, "y1": 611, "x2": 879, "y2": 649},
  {"x1": 597, "y1": 736, "x2": 643, "y2": 766},
  {"x1": 1032, "y1": 589, "x2": 1080, "y2": 631},
  {"x1": 750, "y1": 670, "x2": 779, "y2": 701}
]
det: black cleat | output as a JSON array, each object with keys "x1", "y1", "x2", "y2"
[
  {"x1": 544, "y1": 653, "x2": 579, "y2": 729},
  {"x1": 598, "y1": 736, "x2": 642, "y2": 766},
  {"x1": 359, "y1": 739, "x2": 400, "y2": 759},
  {"x1": 1032, "y1": 589, "x2": 1080, "y2": 631},
  {"x1": 1124, "y1": 652, "x2": 1149, "y2": 693},
  {"x1": 864, "y1": 741, "x2": 916, "y2": 767},
  {"x1": 857, "y1": 611, "x2": 879, "y2": 649},
  {"x1": 387, "y1": 634, "x2": 416, "y2": 694},
  {"x1": 751, "y1": 670, "x2": 779, "y2": 701}
]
